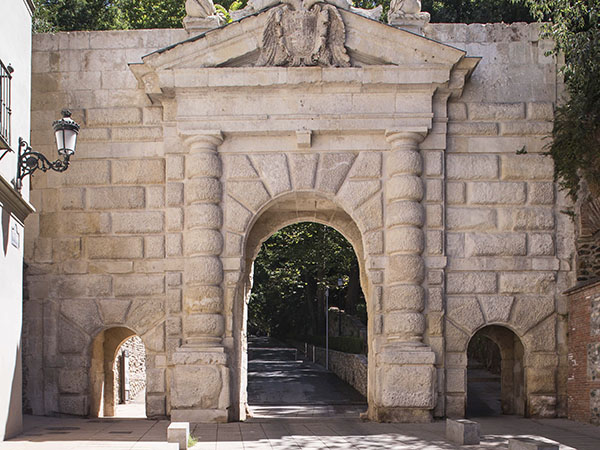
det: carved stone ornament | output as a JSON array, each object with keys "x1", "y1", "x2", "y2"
[{"x1": 256, "y1": 0, "x2": 350, "y2": 67}]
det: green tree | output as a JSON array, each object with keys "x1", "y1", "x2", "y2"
[
  {"x1": 33, "y1": 0, "x2": 125, "y2": 32},
  {"x1": 521, "y1": 0, "x2": 600, "y2": 200},
  {"x1": 249, "y1": 223, "x2": 365, "y2": 339}
]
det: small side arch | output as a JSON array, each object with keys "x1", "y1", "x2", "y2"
[{"x1": 89, "y1": 326, "x2": 146, "y2": 418}]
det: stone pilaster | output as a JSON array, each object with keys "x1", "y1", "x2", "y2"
[
  {"x1": 170, "y1": 131, "x2": 230, "y2": 423},
  {"x1": 370, "y1": 130, "x2": 436, "y2": 422}
]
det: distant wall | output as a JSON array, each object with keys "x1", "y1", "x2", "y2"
[{"x1": 304, "y1": 344, "x2": 367, "y2": 398}]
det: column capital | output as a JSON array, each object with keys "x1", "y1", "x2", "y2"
[
  {"x1": 181, "y1": 131, "x2": 224, "y2": 152},
  {"x1": 385, "y1": 130, "x2": 427, "y2": 148}
]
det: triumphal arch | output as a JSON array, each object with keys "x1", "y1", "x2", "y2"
[{"x1": 24, "y1": 0, "x2": 574, "y2": 423}]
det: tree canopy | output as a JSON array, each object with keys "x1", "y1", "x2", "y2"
[
  {"x1": 522, "y1": 0, "x2": 600, "y2": 200},
  {"x1": 248, "y1": 222, "x2": 365, "y2": 339},
  {"x1": 33, "y1": 0, "x2": 534, "y2": 32}
]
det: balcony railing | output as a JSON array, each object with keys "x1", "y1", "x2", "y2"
[{"x1": 0, "y1": 59, "x2": 13, "y2": 150}]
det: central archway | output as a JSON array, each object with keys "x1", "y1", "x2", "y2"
[{"x1": 230, "y1": 193, "x2": 374, "y2": 421}]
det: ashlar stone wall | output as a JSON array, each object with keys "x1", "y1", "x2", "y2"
[{"x1": 23, "y1": 15, "x2": 575, "y2": 422}]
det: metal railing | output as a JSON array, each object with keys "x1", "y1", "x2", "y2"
[{"x1": 0, "y1": 59, "x2": 13, "y2": 149}]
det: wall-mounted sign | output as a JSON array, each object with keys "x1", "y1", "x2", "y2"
[{"x1": 10, "y1": 224, "x2": 20, "y2": 249}]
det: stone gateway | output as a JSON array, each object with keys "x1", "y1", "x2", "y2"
[{"x1": 24, "y1": 0, "x2": 573, "y2": 424}]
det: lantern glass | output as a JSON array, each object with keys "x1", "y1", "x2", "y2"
[{"x1": 53, "y1": 110, "x2": 79, "y2": 156}]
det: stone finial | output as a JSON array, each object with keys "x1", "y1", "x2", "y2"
[
  {"x1": 388, "y1": 0, "x2": 430, "y2": 35},
  {"x1": 183, "y1": 0, "x2": 224, "y2": 34}
]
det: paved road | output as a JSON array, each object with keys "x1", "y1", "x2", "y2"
[{"x1": 247, "y1": 337, "x2": 366, "y2": 419}]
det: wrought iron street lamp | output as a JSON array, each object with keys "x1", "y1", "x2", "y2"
[{"x1": 15, "y1": 109, "x2": 80, "y2": 191}]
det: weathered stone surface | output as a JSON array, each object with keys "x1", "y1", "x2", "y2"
[
  {"x1": 112, "y1": 159, "x2": 165, "y2": 184},
  {"x1": 501, "y1": 155, "x2": 553, "y2": 181},
  {"x1": 112, "y1": 212, "x2": 164, "y2": 234},
  {"x1": 315, "y1": 153, "x2": 354, "y2": 194},
  {"x1": 98, "y1": 299, "x2": 131, "y2": 324},
  {"x1": 114, "y1": 274, "x2": 165, "y2": 296},
  {"x1": 447, "y1": 272, "x2": 497, "y2": 294},
  {"x1": 87, "y1": 236, "x2": 143, "y2": 259},
  {"x1": 224, "y1": 155, "x2": 259, "y2": 179},
  {"x1": 447, "y1": 296, "x2": 485, "y2": 332},
  {"x1": 227, "y1": 181, "x2": 270, "y2": 212},
  {"x1": 478, "y1": 295, "x2": 514, "y2": 323},
  {"x1": 88, "y1": 187, "x2": 145, "y2": 210},
  {"x1": 469, "y1": 182, "x2": 526, "y2": 205},
  {"x1": 465, "y1": 233, "x2": 526, "y2": 256},
  {"x1": 250, "y1": 154, "x2": 291, "y2": 196},
  {"x1": 510, "y1": 296, "x2": 555, "y2": 333},
  {"x1": 289, "y1": 153, "x2": 318, "y2": 189},
  {"x1": 447, "y1": 208, "x2": 496, "y2": 231},
  {"x1": 499, "y1": 208, "x2": 554, "y2": 231},
  {"x1": 500, "y1": 272, "x2": 556, "y2": 295},
  {"x1": 171, "y1": 365, "x2": 222, "y2": 409},
  {"x1": 379, "y1": 365, "x2": 435, "y2": 408},
  {"x1": 446, "y1": 418, "x2": 480, "y2": 445},
  {"x1": 447, "y1": 155, "x2": 498, "y2": 180}
]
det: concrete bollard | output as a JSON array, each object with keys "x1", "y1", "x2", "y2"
[
  {"x1": 446, "y1": 418, "x2": 480, "y2": 445},
  {"x1": 508, "y1": 437, "x2": 559, "y2": 450},
  {"x1": 167, "y1": 422, "x2": 189, "y2": 450}
]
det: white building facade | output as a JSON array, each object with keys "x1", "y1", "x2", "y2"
[{"x1": 0, "y1": 0, "x2": 35, "y2": 440}]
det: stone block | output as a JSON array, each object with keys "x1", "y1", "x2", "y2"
[
  {"x1": 447, "y1": 154, "x2": 498, "y2": 180},
  {"x1": 468, "y1": 182, "x2": 526, "y2": 205},
  {"x1": 468, "y1": 102, "x2": 524, "y2": 120},
  {"x1": 447, "y1": 208, "x2": 496, "y2": 231},
  {"x1": 167, "y1": 155, "x2": 185, "y2": 180},
  {"x1": 448, "y1": 122, "x2": 498, "y2": 135},
  {"x1": 499, "y1": 208, "x2": 554, "y2": 231},
  {"x1": 447, "y1": 102, "x2": 467, "y2": 120},
  {"x1": 465, "y1": 233, "x2": 526, "y2": 256},
  {"x1": 528, "y1": 233, "x2": 554, "y2": 256},
  {"x1": 446, "y1": 419, "x2": 480, "y2": 445},
  {"x1": 87, "y1": 107, "x2": 142, "y2": 126},
  {"x1": 146, "y1": 394, "x2": 166, "y2": 417},
  {"x1": 510, "y1": 296, "x2": 555, "y2": 333},
  {"x1": 145, "y1": 235, "x2": 165, "y2": 258},
  {"x1": 499, "y1": 273, "x2": 555, "y2": 295},
  {"x1": 167, "y1": 422, "x2": 189, "y2": 450},
  {"x1": 166, "y1": 233, "x2": 183, "y2": 257},
  {"x1": 60, "y1": 188, "x2": 85, "y2": 210},
  {"x1": 171, "y1": 365, "x2": 222, "y2": 409},
  {"x1": 315, "y1": 152, "x2": 355, "y2": 194},
  {"x1": 500, "y1": 122, "x2": 553, "y2": 136},
  {"x1": 447, "y1": 182, "x2": 466, "y2": 204},
  {"x1": 447, "y1": 296, "x2": 485, "y2": 332},
  {"x1": 227, "y1": 180, "x2": 270, "y2": 212},
  {"x1": 113, "y1": 211, "x2": 164, "y2": 233},
  {"x1": 87, "y1": 236, "x2": 143, "y2": 259},
  {"x1": 147, "y1": 186, "x2": 165, "y2": 208},
  {"x1": 88, "y1": 186, "x2": 145, "y2": 210},
  {"x1": 508, "y1": 438, "x2": 558, "y2": 450},
  {"x1": 379, "y1": 365, "x2": 435, "y2": 408},
  {"x1": 527, "y1": 102, "x2": 554, "y2": 120},
  {"x1": 61, "y1": 160, "x2": 110, "y2": 186},
  {"x1": 167, "y1": 208, "x2": 184, "y2": 231},
  {"x1": 114, "y1": 274, "x2": 165, "y2": 296},
  {"x1": 478, "y1": 295, "x2": 514, "y2": 323},
  {"x1": 250, "y1": 154, "x2": 291, "y2": 196},
  {"x1": 167, "y1": 183, "x2": 185, "y2": 206},
  {"x1": 447, "y1": 272, "x2": 497, "y2": 294},
  {"x1": 425, "y1": 179, "x2": 442, "y2": 202},
  {"x1": 528, "y1": 182, "x2": 554, "y2": 205},
  {"x1": 112, "y1": 126, "x2": 163, "y2": 142},
  {"x1": 501, "y1": 155, "x2": 553, "y2": 181}
]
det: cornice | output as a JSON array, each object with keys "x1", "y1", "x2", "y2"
[{"x1": 0, "y1": 175, "x2": 35, "y2": 224}]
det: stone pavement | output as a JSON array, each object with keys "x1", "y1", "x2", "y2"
[{"x1": 2, "y1": 414, "x2": 600, "y2": 449}]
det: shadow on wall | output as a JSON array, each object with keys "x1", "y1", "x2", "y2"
[
  {"x1": 467, "y1": 325, "x2": 525, "y2": 418},
  {"x1": 2, "y1": 342, "x2": 22, "y2": 440}
]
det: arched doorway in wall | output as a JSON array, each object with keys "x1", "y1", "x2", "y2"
[
  {"x1": 90, "y1": 327, "x2": 147, "y2": 418},
  {"x1": 233, "y1": 195, "x2": 372, "y2": 420},
  {"x1": 466, "y1": 325, "x2": 525, "y2": 417}
]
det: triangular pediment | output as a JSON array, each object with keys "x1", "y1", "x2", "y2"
[{"x1": 136, "y1": 4, "x2": 467, "y2": 71}]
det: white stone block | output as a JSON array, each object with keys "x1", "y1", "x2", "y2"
[
  {"x1": 167, "y1": 422, "x2": 189, "y2": 450},
  {"x1": 446, "y1": 418, "x2": 480, "y2": 445},
  {"x1": 508, "y1": 437, "x2": 559, "y2": 450}
]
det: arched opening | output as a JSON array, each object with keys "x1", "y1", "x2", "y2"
[
  {"x1": 466, "y1": 325, "x2": 525, "y2": 417},
  {"x1": 246, "y1": 222, "x2": 367, "y2": 417},
  {"x1": 232, "y1": 194, "x2": 371, "y2": 420},
  {"x1": 89, "y1": 327, "x2": 147, "y2": 418}
]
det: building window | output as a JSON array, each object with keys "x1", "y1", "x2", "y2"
[{"x1": 0, "y1": 59, "x2": 13, "y2": 149}]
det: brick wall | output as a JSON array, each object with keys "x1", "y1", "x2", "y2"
[{"x1": 567, "y1": 278, "x2": 600, "y2": 424}]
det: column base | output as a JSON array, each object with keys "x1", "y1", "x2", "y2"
[
  {"x1": 367, "y1": 406, "x2": 433, "y2": 423},
  {"x1": 171, "y1": 408, "x2": 228, "y2": 423}
]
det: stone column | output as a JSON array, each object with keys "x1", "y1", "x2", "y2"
[
  {"x1": 182, "y1": 132, "x2": 225, "y2": 346},
  {"x1": 170, "y1": 131, "x2": 230, "y2": 423},
  {"x1": 372, "y1": 131, "x2": 436, "y2": 422}
]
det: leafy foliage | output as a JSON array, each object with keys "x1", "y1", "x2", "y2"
[
  {"x1": 522, "y1": 0, "x2": 600, "y2": 199},
  {"x1": 422, "y1": 0, "x2": 533, "y2": 23},
  {"x1": 249, "y1": 223, "x2": 365, "y2": 339}
]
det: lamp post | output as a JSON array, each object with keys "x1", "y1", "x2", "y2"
[{"x1": 15, "y1": 109, "x2": 80, "y2": 191}]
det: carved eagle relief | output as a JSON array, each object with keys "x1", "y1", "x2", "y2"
[{"x1": 256, "y1": 0, "x2": 350, "y2": 67}]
